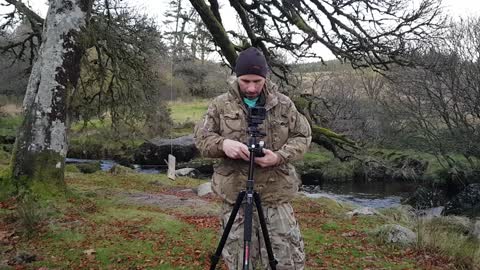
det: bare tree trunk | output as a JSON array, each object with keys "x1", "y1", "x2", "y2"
[{"x1": 11, "y1": 0, "x2": 93, "y2": 186}]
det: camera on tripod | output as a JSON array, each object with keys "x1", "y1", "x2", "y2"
[
  {"x1": 210, "y1": 104, "x2": 279, "y2": 270},
  {"x1": 247, "y1": 106, "x2": 266, "y2": 157}
]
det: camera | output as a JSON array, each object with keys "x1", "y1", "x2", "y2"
[
  {"x1": 247, "y1": 106, "x2": 266, "y2": 157},
  {"x1": 248, "y1": 106, "x2": 266, "y2": 126}
]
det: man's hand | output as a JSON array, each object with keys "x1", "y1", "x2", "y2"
[
  {"x1": 255, "y1": 148, "x2": 281, "y2": 168},
  {"x1": 222, "y1": 139, "x2": 250, "y2": 161}
]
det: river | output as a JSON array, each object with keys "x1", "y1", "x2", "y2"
[{"x1": 66, "y1": 158, "x2": 416, "y2": 209}]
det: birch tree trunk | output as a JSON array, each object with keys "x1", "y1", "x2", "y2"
[{"x1": 11, "y1": 0, "x2": 93, "y2": 186}]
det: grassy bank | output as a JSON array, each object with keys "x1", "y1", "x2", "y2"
[{"x1": 1, "y1": 160, "x2": 479, "y2": 269}]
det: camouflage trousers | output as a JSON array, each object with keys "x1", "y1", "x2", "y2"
[{"x1": 220, "y1": 202, "x2": 305, "y2": 270}]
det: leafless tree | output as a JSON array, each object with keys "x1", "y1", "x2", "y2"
[
  {"x1": 385, "y1": 17, "x2": 480, "y2": 170},
  {"x1": 189, "y1": 0, "x2": 445, "y2": 80},
  {"x1": 187, "y1": 0, "x2": 445, "y2": 158}
]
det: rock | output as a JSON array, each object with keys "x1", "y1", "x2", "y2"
[
  {"x1": 346, "y1": 207, "x2": 379, "y2": 217},
  {"x1": 299, "y1": 169, "x2": 323, "y2": 185},
  {"x1": 197, "y1": 182, "x2": 213, "y2": 197},
  {"x1": 443, "y1": 183, "x2": 480, "y2": 217},
  {"x1": 178, "y1": 158, "x2": 216, "y2": 176},
  {"x1": 76, "y1": 161, "x2": 101, "y2": 174},
  {"x1": 372, "y1": 224, "x2": 416, "y2": 246},
  {"x1": 175, "y1": 168, "x2": 200, "y2": 178},
  {"x1": 416, "y1": 206, "x2": 444, "y2": 219},
  {"x1": 134, "y1": 134, "x2": 198, "y2": 165},
  {"x1": 362, "y1": 159, "x2": 388, "y2": 181},
  {"x1": 402, "y1": 186, "x2": 446, "y2": 210},
  {"x1": 390, "y1": 156, "x2": 428, "y2": 181},
  {"x1": 108, "y1": 165, "x2": 134, "y2": 175}
]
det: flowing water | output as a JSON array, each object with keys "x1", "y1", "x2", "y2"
[{"x1": 67, "y1": 158, "x2": 416, "y2": 208}]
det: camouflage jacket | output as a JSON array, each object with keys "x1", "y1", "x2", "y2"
[{"x1": 194, "y1": 80, "x2": 312, "y2": 206}]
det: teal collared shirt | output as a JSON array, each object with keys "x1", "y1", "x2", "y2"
[{"x1": 243, "y1": 97, "x2": 258, "y2": 108}]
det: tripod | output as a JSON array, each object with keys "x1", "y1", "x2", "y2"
[{"x1": 210, "y1": 108, "x2": 278, "y2": 270}]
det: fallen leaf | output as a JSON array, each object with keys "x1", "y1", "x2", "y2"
[{"x1": 83, "y1": 249, "x2": 96, "y2": 256}]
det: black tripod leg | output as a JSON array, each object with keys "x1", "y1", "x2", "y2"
[
  {"x1": 253, "y1": 192, "x2": 277, "y2": 270},
  {"x1": 210, "y1": 191, "x2": 246, "y2": 270}
]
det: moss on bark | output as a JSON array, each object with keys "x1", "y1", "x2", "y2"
[{"x1": 12, "y1": 149, "x2": 65, "y2": 188}]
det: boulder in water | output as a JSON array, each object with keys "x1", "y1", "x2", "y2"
[
  {"x1": 134, "y1": 134, "x2": 197, "y2": 165},
  {"x1": 443, "y1": 183, "x2": 480, "y2": 217},
  {"x1": 176, "y1": 168, "x2": 200, "y2": 178}
]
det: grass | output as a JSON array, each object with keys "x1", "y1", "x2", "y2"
[
  {"x1": 0, "y1": 162, "x2": 479, "y2": 269},
  {"x1": 416, "y1": 217, "x2": 480, "y2": 268},
  {"x1": 302, "y1": 150, "x2": 334, "y2": 164},
  {"x1": 0, "y1": 114, "x2": 22, "y2": 136},
  {"x1": 1, "y1": 100, "x2": 480, "y2": 269},
  {"x1": 168, "y1": 99, "x2": 209, "y2": 124}
]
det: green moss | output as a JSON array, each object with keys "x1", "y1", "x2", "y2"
[
  {"x1": 76, "y1": 162, "x2": 101, "y2": 174},
  {"x1": 11, "y1": 149, "x2": 65, "y2": 188},
  {"x1": 65, "y1": 164, "x2": 80, "y2": 173},
  {"x1": 322, "y1": 159, "x2": 360, "y2": 182},
  {"x1": 302, "y1": 151, "x2": 333, "y2": 164}
]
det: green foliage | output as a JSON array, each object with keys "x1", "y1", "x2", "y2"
[
  {"x1": 65, "y1": 164, "x2": 81, "y2": 173},
  {"x1": 0, "y1": 114, "x2": 22, "y2": 137},
  {"x1": 75, "y1": 162, "x2": 101, "y2": 174},
  {"x1": 321, "y1": 159, "x2": 361, "y2": 182},
  {"x1": 0, "y1": 165, "x2": 14, "y2": 201},
  {"x1": 0, "y1": 149, "x2": 11, "y2": 165},
  {"x1": 16, "y1": 192, "x2": 43, "y2": 235},
  {"x1": 68, "y1": 130, "x2": 142, "y2": 160}
]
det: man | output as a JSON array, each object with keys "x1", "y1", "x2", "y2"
[{"x1": 194, "y1": 47, "x2": 311, "y2": 269}]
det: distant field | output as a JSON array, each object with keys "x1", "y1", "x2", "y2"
[
  {"x1": 0, "y1": 104, "x2": 22, "y2": 115},
  {"x1": 169, "y1": 99, "x2": 210, "y2": 124}
]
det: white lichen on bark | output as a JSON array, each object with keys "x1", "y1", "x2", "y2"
[
  {"x1": 22, "y1": 0, "x2": 87, "y2": 155},
  {"x1": 13, "y1": 0, "x2": 92, "y2": 182}
]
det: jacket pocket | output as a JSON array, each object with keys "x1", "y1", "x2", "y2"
[
  {"x1": 215, "y1": 165, "x2": 236, "y2": 176},
  {"x1": 272, "y1": 114, "x2": 290, "y2": 150},
  {"x1": 212, "y1": 165, "x2": 242, "y2": 204},
  {"x1": 222, "y1": 112, "x2": 243, "y2": 133}
]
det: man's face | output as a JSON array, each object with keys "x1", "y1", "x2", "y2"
[{"x1": 237, "y1": 74, "x2": 266, "y2": 99}]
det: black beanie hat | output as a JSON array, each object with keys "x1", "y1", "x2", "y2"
[{"x1": 234, "y1": 47, "x2": 268, "y2": 78}]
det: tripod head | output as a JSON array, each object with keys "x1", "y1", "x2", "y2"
[{"x1": 247, "y1": 106, "x2": 266, "y2": 157}]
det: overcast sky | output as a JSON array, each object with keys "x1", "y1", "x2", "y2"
[
  {"x1": 6, "y1": 0, "x2": 480, "y2": 60},
  {"x1": 23, "y1": 0, "x2": 480, "y2": 21}
]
